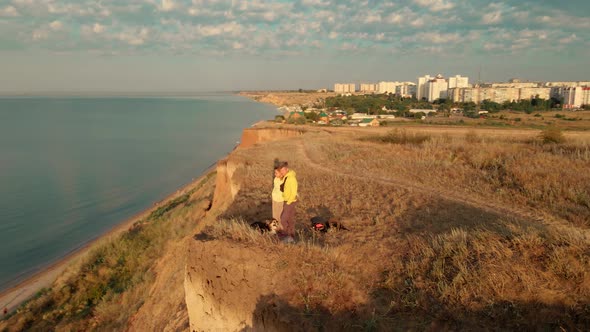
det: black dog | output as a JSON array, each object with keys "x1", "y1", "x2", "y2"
[
  {"x1": 250, "y1": 219, "x2": 279, "y2": 234},
  {"x1": 310, "y1": 216, "x2": 349, "y2": 233}
]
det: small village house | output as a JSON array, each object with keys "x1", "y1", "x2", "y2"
[{"x1": 359, "y1": 118, "x2": 380, "y2": 127}]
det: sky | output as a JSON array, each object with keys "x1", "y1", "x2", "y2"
[{"x1": 0, "y1": 0, "x2": 589, "y2": 92}]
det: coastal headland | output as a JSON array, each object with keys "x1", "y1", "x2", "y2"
[{"x1": 2, "y1": 93, "x2": 590, "y2": 331}]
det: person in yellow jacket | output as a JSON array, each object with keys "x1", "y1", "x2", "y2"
[{"x1": 277, "y1": 161, "x2": 297, "y2": 243}]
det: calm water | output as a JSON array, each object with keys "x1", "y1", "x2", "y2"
[{"x1": 0, "y1": 94, "x2": 275, "y2": 291}]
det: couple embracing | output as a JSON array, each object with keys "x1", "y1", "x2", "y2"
[{"x1": 272, "y1": 160, "x2": 298, "y2": 243}]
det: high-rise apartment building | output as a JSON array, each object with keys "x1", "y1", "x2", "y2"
[
  {"x1": 427, "y1": 74, "x2": 448, "y2": 102},
  {"x1": 334, "y1": 83, "x2": 356, "y2": 94},
  {"x1": 448, "y1": 75, "x2": 469, "y2": 89},
  {"x1": 396, "y1": 82, "x2": 416, "y2": 98},
  {"x1": 563, "y1": 86, "x2": 590, "y2": 109},
  {"x1": 377, "y1": 81, "x2": 398, "y2": 94},
  {"x1": 360, "y1": 83, "x2": 378, "y2": 93},
  {"x1": 416, "y1": 75, "x2": 432, "y2": 100},
  {"x1": 450, "y1": 87, "x2": 551, "y2": 104},
  {"x1": 418, "y1": 74, "x2": 469, "y2": 101}
]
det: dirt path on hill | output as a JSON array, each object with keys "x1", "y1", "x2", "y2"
[{"x1": 295, "y1": 138, "x2": 580, "y2": 232}]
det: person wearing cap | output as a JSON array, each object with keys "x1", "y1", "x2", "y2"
[
  {"x1": 277, "y1": 161, "x2": 298, "y2": 243},
  {"x1": 271, "y1": 161, "x2": 285, "y2": 226}
]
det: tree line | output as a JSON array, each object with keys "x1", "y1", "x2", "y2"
[{"x1": 323, "y1": 93, "x2": 567, "y2": 118}]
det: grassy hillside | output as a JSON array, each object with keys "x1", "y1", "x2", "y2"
[
  {"x1": 202, "y1": 124, "x2": 590, "y2": 330},
  {"x1": 3, "y1": 123, "x2": 589, "y2": 331},
  {"x1": 0, "y1": 173, "x2": 215, "y2": 331}
]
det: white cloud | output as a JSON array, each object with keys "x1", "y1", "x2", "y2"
[
  {"x1": 161, "y1": 0, "x2": 177, "y2": 12},
  {"x1": 0, "y1": 5, "x2": 19, "y2": 17},
  {"x1": 49, "y1": 20, "x2": 63, "y2": 31},
  {"x1": 301, "y1": 0, "x2": 329, "y2": 6},
  {"x1": 537, "y1": 13, "x2": 590, "y2": 29},
  {"x1": 363, "y1": 12, "x2": 381, "y2": 24},
  {"x1": 560, "y1": 33, "x2": 578, "y2": 44},
  {"x1": 410, "y1": 17, "x2": 425, "y2": 27},
  {"x1": 198, "y1": 22, "x2": 243, "y2": 37},
  {"x1": 93, "y1": 23, "x2": 105, "y2": 34},
  {"x1": 482, "y1": 11, "x2": 502, "y2": 24},
  {"x1": 118, "y1": 27, "x2": 149, "y2": 46},
  {"x1": 414, "y1": 0, "x2": 454, "y2": 12},
  {"x1": 386, "y1": 12, "x2": 403, "y2": 24},
  {"x1": 407, "y1": 32, "x2": 460, "y2": 44},
  {"x1": 262, "y1": 11, "x2": 276, "y2": 22}
]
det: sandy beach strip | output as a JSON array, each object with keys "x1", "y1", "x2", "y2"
[{"x1": 0, "y1": 166, "x2": 217, "y2": 315}]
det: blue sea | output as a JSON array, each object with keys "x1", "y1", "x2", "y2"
[{"x1": 0, "y1": 94, "x2": 276, "y2": 291}]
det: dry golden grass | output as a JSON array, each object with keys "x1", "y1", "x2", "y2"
[
  {"x1": 4, "y1": 122, "x2": 589, "y2": 331},
  {"x1": 421, "y1": 110, "x2": 590, "y2": 131},
  {"x1": 205, "y1": 124, "x2": 590, "y2": 330}
]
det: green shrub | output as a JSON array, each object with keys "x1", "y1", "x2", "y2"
[
  {"x1": 147, "y1": 190, "x2": 193, "y2": 220},
  {"x1": 362, "y1": 129, "x2": 431, "y2": 145},
  {"x1": 540, "y1": 127, "x2": 566, "y2": 144}
]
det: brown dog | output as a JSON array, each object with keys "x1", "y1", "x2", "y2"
[{"x1": 250, "y1": 219, "x2": 279, "y2": 234}]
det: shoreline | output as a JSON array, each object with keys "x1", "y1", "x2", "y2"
[
  {"x1": 0, "y1": 164, "x2": 218, "y2": 315},
  {"x1": 0, "y1": 95, "x2": 269, "y2": 316}
]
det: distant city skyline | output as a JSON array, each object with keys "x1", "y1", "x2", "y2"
[{"x1": 0, "y1": 0, "x2": 588, "y2": 92}]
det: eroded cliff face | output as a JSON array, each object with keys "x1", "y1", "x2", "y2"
[
  {"x1": 185, "y1": 126, "x2": 307, "y2": 332},
  {"x1": 239, "y1": 127, "x2": 304, "y2": 149},
  {"x1": 185, "y1": 240, "x2": 290, "y2": 332},
  {"x1": 211, "y1": 156, "x2": 243, "y2": 211}
]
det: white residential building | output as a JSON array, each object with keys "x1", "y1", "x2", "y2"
[
  {"x1": 334, "y1": 83, "x2": 356, "y2": 93},
  {"x1": 545, "y1": 81, "x2": 590, "y2": 99},
  {"x1": 427, "y1": 74, "x2": 448, "y2": 102},
  {"x1": 449, "y1": 87, "x2": 551, "y2": 104},
  {"x1": 377, "y1": 81, "x2": 399, "y2": 94},
  {"x1": 416, "y1": 75, "x2": 433, "y2": 100},
  {"x1": 448, "y1": 75, "x2": 469, "y2": 89},
  {"x1": 490, "y1": 82, "x2": 540, "y2": 88},
  {"x1": 396, "y1": 82, "x2": 416, "y2": 98},
  {"x1": 544, "y1": 81, "x2": 590, "y2": 87},
  {"x1": 360, "y1": 83, "x2": 378, "y2": 93},
  {"x1": 563, "y1": 86, "x2": 590, "y2": 109}
]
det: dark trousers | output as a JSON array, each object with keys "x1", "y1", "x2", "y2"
[{"x1": 280, "y1": 202, "x2": 297, "y2": 236}]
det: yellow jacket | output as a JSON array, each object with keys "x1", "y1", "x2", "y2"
[{"x1": 281, "y1": 170, "x2": 298, "y2": 205}]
